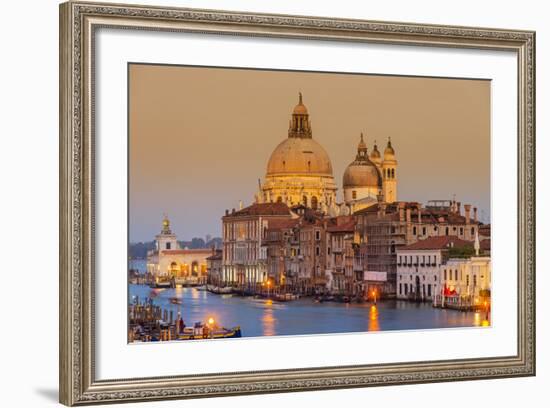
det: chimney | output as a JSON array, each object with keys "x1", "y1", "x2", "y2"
[
  {"x1": 464, "y1": 204, "x2": 471, "y2": 225},
  {"x1": 457, "y1": 202, "x2": 461, "y2": 215},
  {"x1": 225, "y1": 209, "x2": 229, "y2": 216},
  {"x1": 417, "y1": 204, "x2": 422, "y2": 223},
  {"x1": 406, "y1": 207, "x2": 411, "y2": 223},
  {"x1": 398, "y1": 202, "x2": 405, "y2": 222},
  {"x1": 473, "y1": 207, "x2": 478, "y2": 223}
]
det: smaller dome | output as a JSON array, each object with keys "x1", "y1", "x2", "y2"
[
  {"x1": 293, "y1": 92, "x2": 308, "y2": 115},
  {"x1": 343, "y1": 163, "x2": 382, "y2": 189}
]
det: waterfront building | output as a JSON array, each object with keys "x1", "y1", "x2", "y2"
[
  {"x1": 146, "y1": 216, "x2": 213, "y2": 285},
  {"x1": 206, "y1": 249, "x2": 223, "y2": 286},
  {"x1": 396, "y1": 235, "x2": 473, "y2": 302},
  {"x1": 354, "y1": 199, "x2": 483, "y2": 298},
  {"x1": 221, "y1": 202, "x2": 294, "y2": 289},
  {"x1": 435, "y1": 232, "x2": 492, "y2": 308},
  {"x1": 325, "y1": 216, "x2": 357, "y2": 295},
  {"x1": 292, "y1": 207, "x2": 328, "y2": 295},
  {"x1": 263, "y1": 217, "x2": 300, "y2": 291}
]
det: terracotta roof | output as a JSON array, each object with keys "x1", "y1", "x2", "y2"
[
  {"x1": 399, "y1": 236, "x2": 473, "y2": 251},
  {"x1": 206, "y1": 254, "x2": 222, "y2": 260},
  {"x1": 266, "y1": 218, "x2": 300, "y2": 231},
  {"x1": 225, "y1": 202, "x2": 291, "y2": 217},
  {"x1": 327, "y1": 219, "x2": 355, "y2": 233}
]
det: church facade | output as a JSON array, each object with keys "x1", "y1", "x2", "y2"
[{"x1": 146, "y1": 216, "x2": 214, "y2": 286}]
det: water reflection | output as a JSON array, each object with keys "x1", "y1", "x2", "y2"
[
  {"x1": 368, "y1": 305, "x2": 380, "y2": 332},
  {"x1": 129, "y1": 285, "x2": 489, "y2": 338},
  {"x1": 262, "y1": 299, "x2": 276, "y2": 336}
]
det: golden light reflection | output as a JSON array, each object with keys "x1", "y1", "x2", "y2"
[
  {"x1": 473, "y1": 312, "x2": 483, "y2": 327},
  {"x1": 368, "y1": 305, "x2": 380, "y2": 332},
  {"x1": 481, "y1": 319, "x2": 490, "y2": 327},
  {"x1": 262, "y1": 299, "x2": 276, "y2": 336}
]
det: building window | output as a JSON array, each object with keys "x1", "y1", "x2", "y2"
[
  {"x1": 434, "y1": 275, "x2": 437, "y2": 282},
  {"x1": 428, "y1": 284, "x2": 432, "y2": 297},
  {"x1": 302, "y1": 195, "x2": 307, "y2": 206},
  {"x1": 471, "y1": 227, "x2": 475, "y2": 235},
  {"x1": 327, "y1": 247, "x2": 331, "y2": 255},
  {"x1": 413, "y1": 226, "x2": 417, "y2": 235},
  {"x1": 311, "y1": 196, "x2": 318, "y2": 210},
  {"x1": 391, "y1": 168, "x2": 395, "y2": 178},
  {"x1": 445, "y1": 227, "x2": 449, "y2": 236},
  {"x1": 352, "y1": 190, "x2": 357, "y2": 199},
  {"x1": 315, "y1": 246, "x2": 320, "y2": 256},
  {"x1": 466, "y1": 274, "x2": 470, "y2": 286},
  {"x1": 315, "y1": 230, "x2": 321, "y2": 241},
  {"x1": 455, "y1": 270, "x2": 458, "y2": 281},
  {"x1": 460, "y1": 227, "x2": 464, "y2": 235},
  {"x1": 474, "y1": 274, "x2": 477, "y2": 287},
  {"x1": 399, "y1": 283, "x2": 402, "y2": 295},
  {"x1": 444, "y1": 269, "x2": 447, "y2": 280},
  {"x1": 276, "y1": 196, "x2": 282, "y2": 203},
  {"x1": 422, "y1": 227, "x2": 426, "y2": 235},
  {"x1": 166, "y1": 242, "x2": 171, "y2": 250}
]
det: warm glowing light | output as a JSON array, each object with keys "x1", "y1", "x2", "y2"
[
  {"x1": 208, "y1": 317, "x2": 215, "y2": 325},
  {"x1": 481, "y1": 320, "x2": 490, "y2": 327}
]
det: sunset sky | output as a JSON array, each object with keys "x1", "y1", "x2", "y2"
[{"x1": 129, "y1": 64, "x2": 490, "y2": 243}]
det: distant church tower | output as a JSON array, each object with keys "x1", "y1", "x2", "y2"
[
  {"x1": 381, "y1": 138, "x2": 398, "y2": 203},
  {"x1": 155, "y1": 214, "x2": 179, "y2": 252}
]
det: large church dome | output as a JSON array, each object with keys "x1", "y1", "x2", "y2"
[
  {"x1": 260, "y1": 93, "x2": 337, "y2": 210},
  {"x1": 266, "y1": 137, "x2": 333, "y2": 176}
]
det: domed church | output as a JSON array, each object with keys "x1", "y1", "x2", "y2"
[
  {"x1": 343, "y1": 134, "x2": 398, "y2": 212},
  {"x1": 256, "y1": 93, "x2": 398, "y2": 214},
  {"x1": 258, "y1": 93, "x2": 338, "y2": 211}
]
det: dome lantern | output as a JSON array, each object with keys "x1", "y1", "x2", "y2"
[{"x1": 288, "y1": 92, "x2": 312, "y2": 139}]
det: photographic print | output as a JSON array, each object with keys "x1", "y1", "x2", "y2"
[{"x1": 127, "y1": 63, "x2": 492, "y2": 343}]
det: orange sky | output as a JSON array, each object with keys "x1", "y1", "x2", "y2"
[{"x1": 129, "y1": 64, "x2": 490, "y2": 242}]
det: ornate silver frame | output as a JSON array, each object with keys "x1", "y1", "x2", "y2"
[{"x1": 59, "y1": 1, "x2": 536, "y2": 405}]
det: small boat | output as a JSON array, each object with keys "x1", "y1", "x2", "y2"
[
  {"x1": 169, "y1": 297, "x2": 182, "y2": 305},
  {"x1": 150, "y1": 281, "x2": 171, "y2": 289}
]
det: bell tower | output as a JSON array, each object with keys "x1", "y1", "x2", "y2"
[
  {"x1": 382, "y1": 138, "x2": 398, "y2": 203},
  {"x1": 155, "y1": 214, "x2": 179, "y2": 252}
]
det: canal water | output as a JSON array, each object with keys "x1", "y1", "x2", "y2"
[{"x1": 129, "y1": 283, "x2": 489, "y2": 338}]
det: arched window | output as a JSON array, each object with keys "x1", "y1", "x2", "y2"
[
  {"x1": 276, "y1": 196, "x2": 283, "y2": 203},
  {"x1": 311, "y1": 196, "x2": 318, "y2": 210},
  {"x1": 391, "y1": 168, "x2": 395, "y2": 178}
]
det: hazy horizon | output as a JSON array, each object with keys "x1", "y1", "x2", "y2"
[{"x1": 129, "y1": 64, "x2": 491, "y2": 243}]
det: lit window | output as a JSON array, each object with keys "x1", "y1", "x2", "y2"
[{"x1": 352, "y1": 190, "x2": 357, "y2": 199}]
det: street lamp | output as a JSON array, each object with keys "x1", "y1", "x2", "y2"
[{"x1": 267, "y1": 280, "x2": 271, "y2": 298}]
